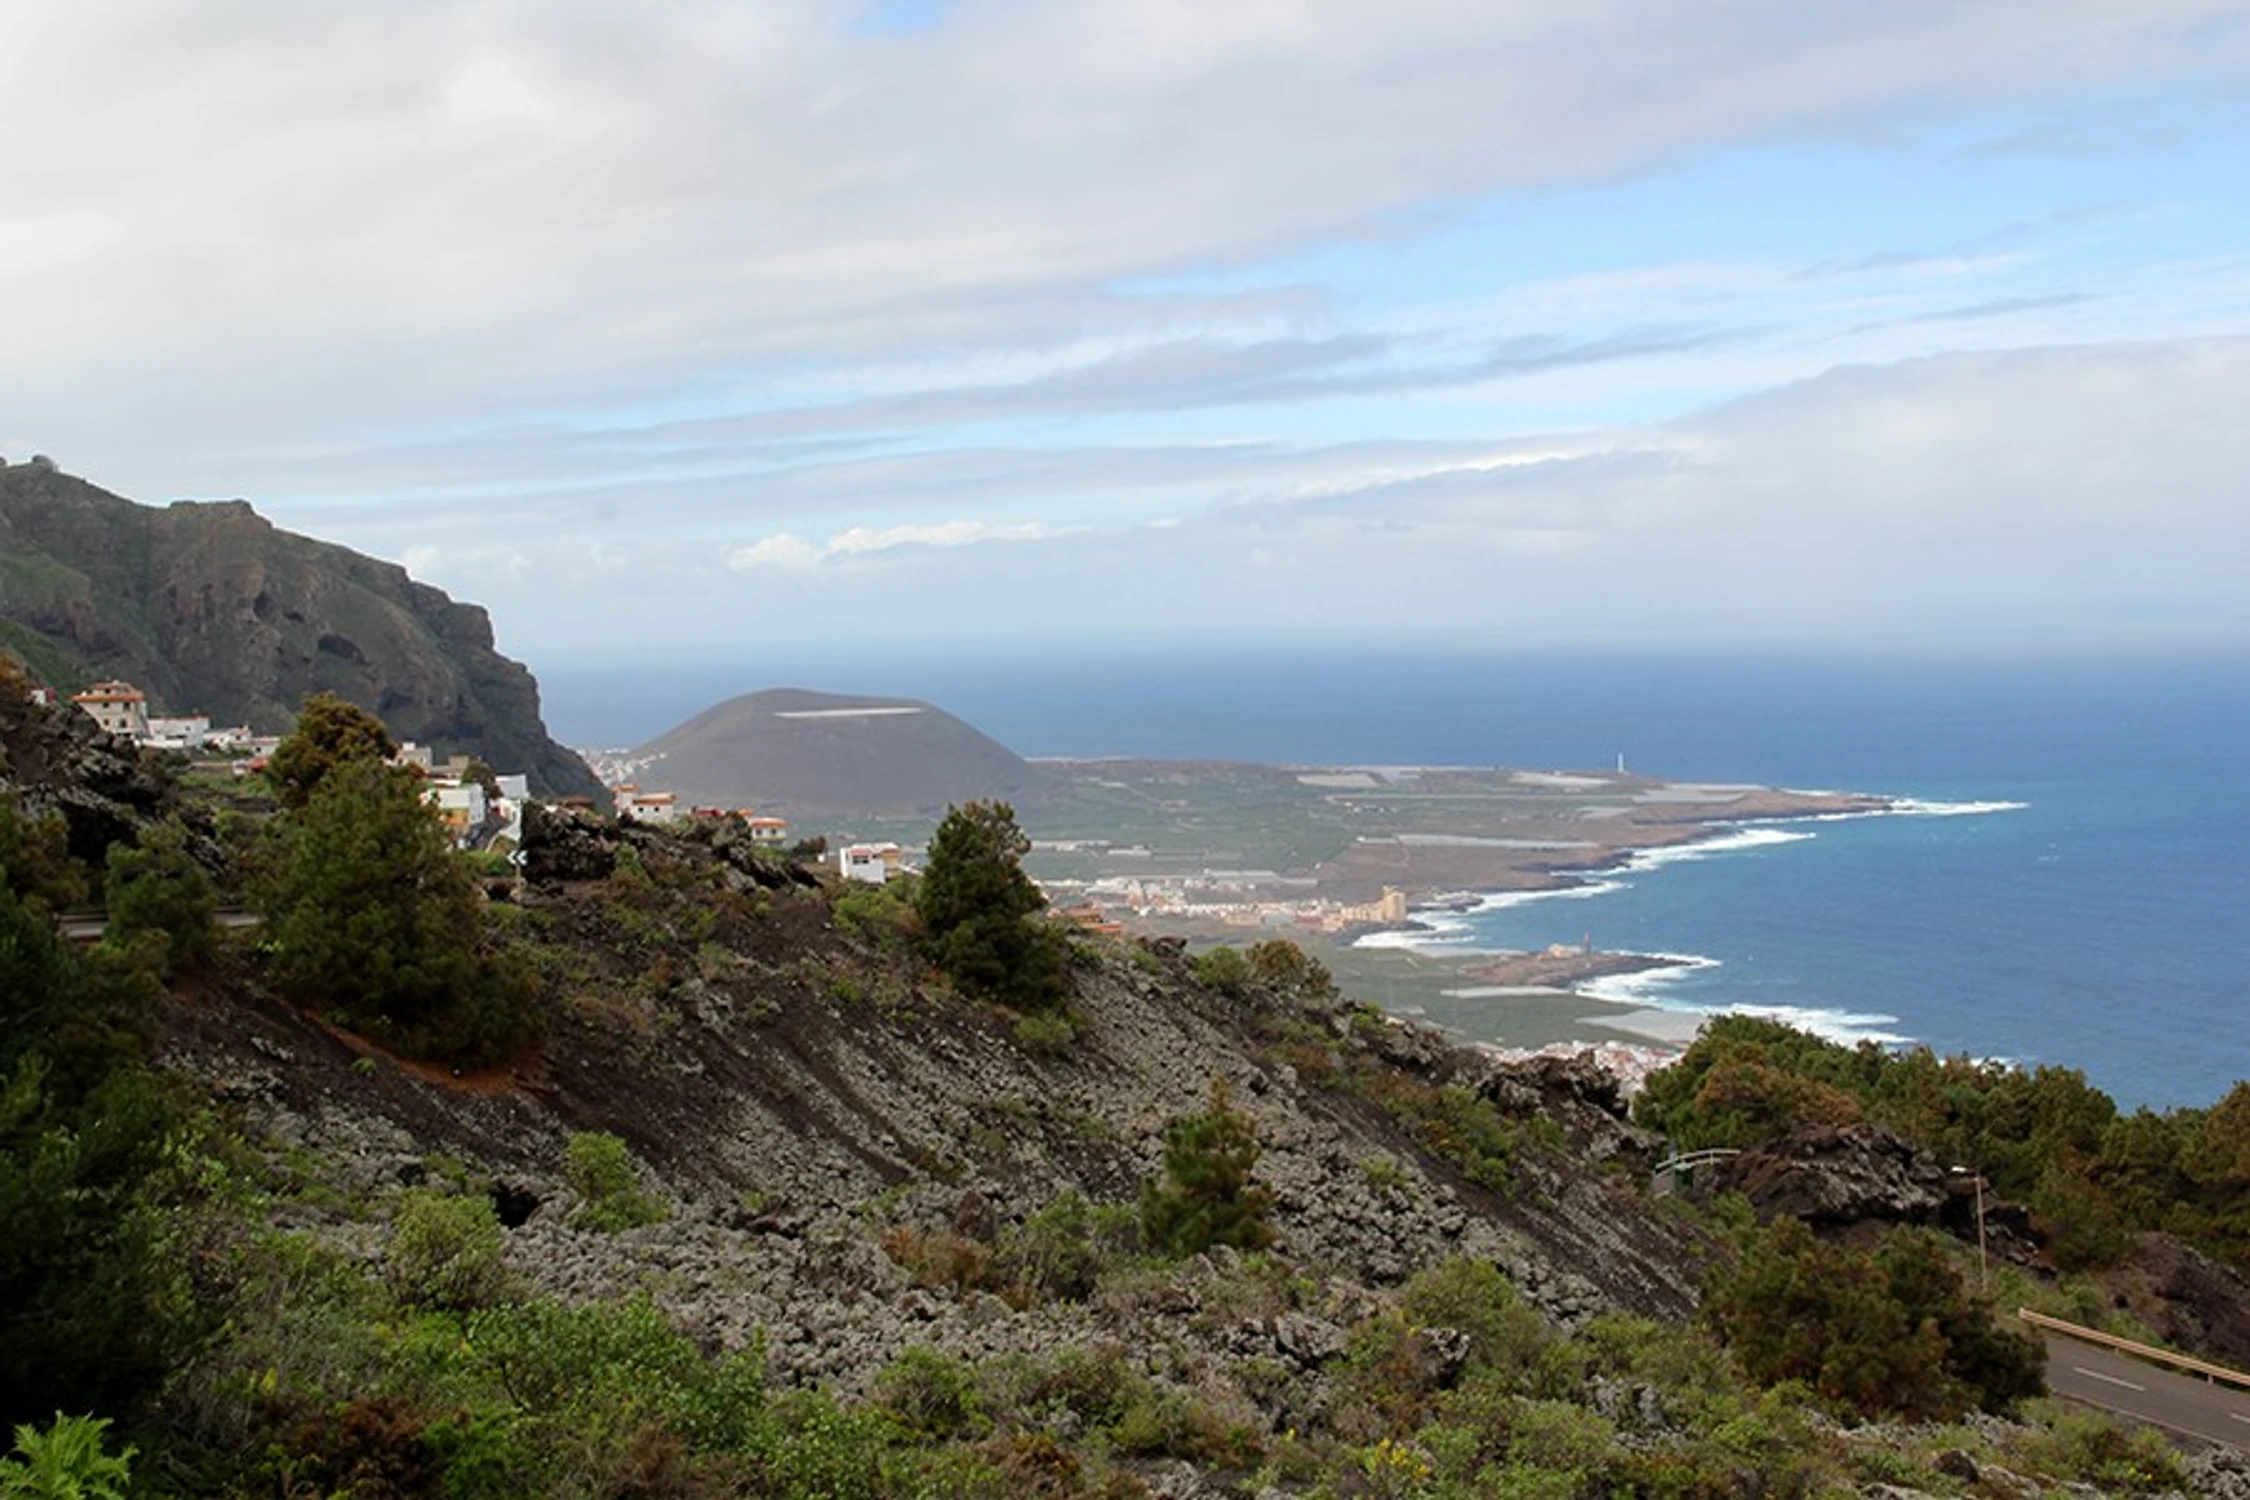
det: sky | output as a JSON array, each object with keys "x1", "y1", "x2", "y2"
[{"x1": 6, "y1": 1, "x2": 2250, "y2": 665}]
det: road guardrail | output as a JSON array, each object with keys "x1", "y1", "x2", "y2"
[{"x1": 2020, "y1": 1307, "x2": 2250, "y2": 1391}]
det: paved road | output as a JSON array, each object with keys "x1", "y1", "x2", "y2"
[
  {"x1": 58, "y1": 909, "x2": 259, "y2": 942},
  {"x1": 2044, "y1": 1333, "x2": 2250, "y2": 1449}
]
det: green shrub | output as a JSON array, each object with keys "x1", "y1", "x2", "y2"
[
  {"x1": 833, "y1": 879, "x2": 919, "y2": 948},
  {"x1": 872, "y1": 1347, "x2": 987, "y2": 1439},
  {"x1": 1011, "y1": 1008, "x2": 1077, "y2": 1056},
  {"x1": 562, "y1": 1132, "x2": 668, "y2": 1232},
  {"x1": 2015, "y1": 1408, "x2": 2185, "y2": 1493},
  {"x1": 993, "y1": 1191, "x2": 1139, "y2": 1303},
  {"x1": 387, "y1": 1189, "x2": 507, "y2": 1310},
  {"x1": 1397, "y1": 1258, "x2": 1551, "y2": 1378},
  {"x1": 1703, "y1": 1218, "x2": 2042, "y2": 1419},
  {"x1": 0, "y1": 1413, "x2": 134, "y2": 1500},
  {"x1": 101, "y1": 817, "x2": 219, "y2": 976},
  {"x1": 1140, "y1": 1080, "x2": 1276, "y2": 1257},
  {"x1": 1194, "y1": 946, "x2": 1250, "y2": 998},
  {"x1": 1245, "y1": 939, "x2": 1333, "y2": 997}
]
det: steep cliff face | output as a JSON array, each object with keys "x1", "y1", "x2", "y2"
[{"x1": 0, "y1": 461, "x2": 601, "y2": 799}]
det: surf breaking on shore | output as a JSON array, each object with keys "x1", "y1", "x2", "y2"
[{"x1": 1354, "y1": 795, "x2": 2027, "y2": 1058}]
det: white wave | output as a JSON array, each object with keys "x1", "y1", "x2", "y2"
[
  {"x1": 1579, "y1": 952, "x2": 1720, "y2": 1006},
  {"x1": 1722, "y1": 1004, "x2": 1910, "y2": 1047},
  {"x1": 1783, "y1": 797, "x2": 2029, "y2": 824},
  {"x1": 1617, "y1": 827, "x2": 1815, "y2": 870},
  {"x1": 1469, "y1": 878, "x2": 1631, "y2": 910},
  {"x1": 1888, "y1": 797, "x2": 2030, "y2": 818},
  {"x1": 1576, "y1": 954, "x2": 1910, "y2": 1047}
]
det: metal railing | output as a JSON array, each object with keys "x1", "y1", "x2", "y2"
[
  {"x1": 2020, "y1": 1307, "x2": 2250, "y2": 1390},
  {"x1": 1650, "y1": 1147, "x2": 1740, "y2": 1194}
]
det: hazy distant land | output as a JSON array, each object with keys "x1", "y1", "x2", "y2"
[
  {"x1": 1008, "y1": 759, "x2": 1880, "y2": 1061},
  {"x1": 592, "y1": 688, "x2": 1884, "y2": 1062}
]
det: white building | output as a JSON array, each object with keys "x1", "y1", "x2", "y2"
[
  {"x1": 615, "y1": 785, "x2": 684, "y2": 825},
  {"x1": 747, "y1": 815, "x2": 791, "y2": 845},
  {"x1": 425, "y1": 779, "x2": 489, "y2": 843},
  {"x1": 143, "y1": 714, "x2": 211, "y2": 750},
  {"x1": 71, "y1": 681, "x2": 149, "y2": 739},
  {"x1": 840, "y1": 842, "x2": 903, "y2": 884}
]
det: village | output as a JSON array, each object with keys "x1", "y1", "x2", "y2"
[{"x1": 48, "y1": 679, "x2": 932, "y2": 888}]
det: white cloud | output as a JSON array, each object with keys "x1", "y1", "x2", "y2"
[
  {"x1": 728, "y1": 519, "x2": 1056, "y2": 571},
  {"x1": 825, "y1": 520, "x2": 1055, "y2": 555},
  {"x1": 726, "y1": 533, "x2": 821, "y2": 572},
  {"x1": 7, "y1": 3, "x2": 2249, "y2": 658}
]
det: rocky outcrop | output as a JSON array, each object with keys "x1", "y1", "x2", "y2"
[
  {"x1": 0, "y1": 666, "x2": 195, "y2": 867},
  {"x1": 0, "y1": 461, "x2": 600, "y2": 800},
  {"x1": 2128, "y1": 1234, "x2": 2250, "y2": 1370},
  {"x1": 1695, "y1": 1125, "x2": 1949, "y2": 1227}
]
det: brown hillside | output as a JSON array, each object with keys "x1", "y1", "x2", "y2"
[{"x1": 633, "y1": 686, "x2": 1054, "y2": 817}]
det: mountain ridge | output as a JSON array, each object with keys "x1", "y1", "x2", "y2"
[{"x1": 0, "y1": 459, "x2": 601, "y2": 799}]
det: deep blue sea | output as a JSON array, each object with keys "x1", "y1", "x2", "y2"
[{"x1": 537, "y1": 645, "x2": 2250, "y2": 1111}]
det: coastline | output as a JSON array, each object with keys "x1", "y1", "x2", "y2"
[
  {"x1": 1331, "y1": 789, "x2": 2041, "y2": 1065},
  {"x1": 1323, "y1": 793, "x2": 1930, "y2": 1067},
  {"x1": 1045, "y1": 763, "x2": 2003, "y2": 1074}
]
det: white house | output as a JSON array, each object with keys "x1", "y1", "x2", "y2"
[
  {"x1": 616, "y1": 786, "x2": 683, "y2": 825},
  {"x1": 747, "y1": 815, "x2": 791, "y2": 846},
  {"x1": 143, "y1": 714, "x2": 211, "y2": 750},
  {"x1": 71, "y1": 681, "x2": 149, "y2": 739},
  {"x1": 425, "y1": 779, "x2": 489, "y2": 843},
  {"x1": 840, "y1": 842, "x2": 903, "y2": 884}
]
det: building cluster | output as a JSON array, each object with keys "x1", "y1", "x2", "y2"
[
  {"x1": 611, "y1": 783, "x2": 794, "y2": 847},
  {"x1": 68, "y1": 680, "x2": 279, "y2": 757},
  {"x1": 392, "y1": 743, "x2": 531, "y2": 849},
  {"x1": 1055, "y1": 872, "x2": 1412, "y2": 934},
  {"x1": 56, "y1": 679, "x2": 535, "y2": 852}
]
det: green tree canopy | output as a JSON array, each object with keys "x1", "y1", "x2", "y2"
[
  {"x1": 102, "y1": 816, "x2": 218, "y2": 977},
  {"x1": 257, "y1": 757, "x2": 535, "y2": 1065},
  {"x1": 913, "y1": 800, "x2": 1064, "y2": 1011},
  {"x1": 0, "y1": 807, "x2": 203, "y2": 1427},
  {"x1": 1703, "y1": 1218, "x2": 2042, "y2": 1419},
  {"x1": 266, "y1": 691, "x2": 398, "y2": 809},
  {"x1": 1140, "y1": 1079, "x2": 1276, "y2": 1257}
]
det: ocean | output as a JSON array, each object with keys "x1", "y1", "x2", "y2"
[{"x1": 536, "y1": 644, "x2": 2250, "y2": 1112}]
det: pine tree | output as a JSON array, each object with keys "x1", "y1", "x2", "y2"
[
  {"x1": 914, "y1": 800, "x2": 1064, "y2": 1010},
  {"x1": 258, "y1": 758, "x2": 534, "y2": 1065},
  {"x1": 1140, "y1": 1080, "x2": 1276, "y2": 1257}
]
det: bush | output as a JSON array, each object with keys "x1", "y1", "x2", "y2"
[
  {"x1": 1194, "y1": 946, "x2": 1250, "y2": 998},
  {"x1": 873, "y1": 1347, "x2": 987, "y2": 1439},
  {"x1": 1703, "y1": 1219, "x2": 2042, "y2": 1419},
  {"x1": 387, "y1": 1189, "x2": 507, "y2": 1310},
  {"x1": 563, "y1": 1132, "x2": 668, "y2": 1232},
  {"x1": 1246, "y1": 939, "x2": 1333, "y2": 997},
  {"x1": 258, "y1": 758, "x2": 540, "y2": 1067},
  {"x1": 101, "y1": 817, "x2": 219, "y2": 976},
  {"x1": 1141, "y1": 1080, "x2": 1275, "y2": 1257},
  {"x1": 0, "y1": 1413, "x2": 135, "y2": 1500},
  {"x1": 833, "y1": 879, "x2": 918, "y2": 949},
  {"x1": 1011, "y1": 1009, "x2": 1076, "y2": 1056},
  {"x1": 914, "y1": 801, "x2": 1065, "y2": 1011},
  {"x1": 993, "y1": 1191, "x2": 1138, "y2": 1303}
]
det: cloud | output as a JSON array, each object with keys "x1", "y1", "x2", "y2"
[
  {"x1": 726, "y1": 533, "x2": 822, "y2": 572},
  {"x1": 728, "y1": 518, "x2": 1060, "y2": 571},
  {"x1": 8, "y1": 1, "x2": 2248, "y2": 479}
]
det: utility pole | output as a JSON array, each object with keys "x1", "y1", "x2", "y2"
[{"x1": 1951, "y1": 1166, "x2": 1990, "y2": 1291}]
